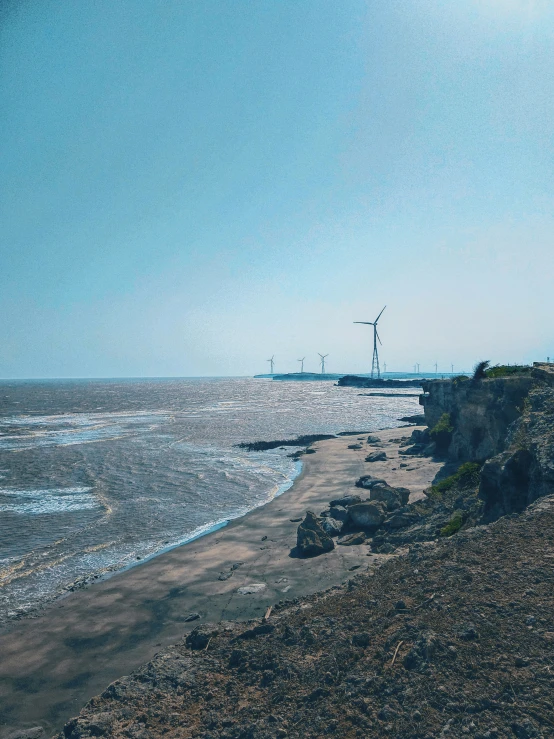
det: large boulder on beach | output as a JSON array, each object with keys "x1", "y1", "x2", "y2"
[
  {"x1": 329, "y1": 494, "x2": 361, "y2": 508},
  {"x1": 321, "y1": 517, "x2": 343, "y2": 536},
  {"x1": 329, "y1": 504, "x2": 349, "y2": 522},
  {"x1": 296, "y1": 511, "x2": 335, "y2": 557},
  {"x1": 366, "y1": 451, "x2": 387, "y2": 462},
  {"x1": 369, "y1": 484, "x2": 402, "y2": 511},
  {"x1": 355, "y1": 475, "x2": 387, "y2": 490},
  {"x1": 347, "y1": 502, "x2": 386, "y2": 529}
]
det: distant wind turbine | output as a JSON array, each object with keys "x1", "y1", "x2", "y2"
[
  {"x1": 354, "y1": 306, "x2": 386, "y2": 378},
  {"x1": 267, "y1": 355, "x2": 275, "y2": 374},
  {"x1": 298, "y1": 357, "x2": 305, "y2": 373},
  {"x1": 318, "y1": 353, "x2": 329, "y2": 374}
]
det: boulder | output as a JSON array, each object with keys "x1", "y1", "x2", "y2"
[
  {"x1": 296, "y1": 511, "x2": 335, "y2": 557},
  {"x1": 337, "y1": 531, "x2": 366, "y2": 545},
  {"x1": 329, "y1": 504, "x2": 349, "y2": 522},
  {"x1": 321, "y1": 517, "x2": 343, "y2": 536},
  {"x1": 347, "y1": 502, "x2": 386, "y2": 529},
  {"x1": 369, "y1": 484, "x2": 402, "y2": 510},
  {"x1": 348, "y1": 443, "x2": 363, "y2": 450},
  {"x1": 366, "y1": 435, "x2": 381, "y2": 443},
  {"x1": 329, "y1": 494, "x2": 361, "y2": 507},
  {"x1": 186, "y1": 626, "x2": 215, "y2": 650},
  {"x1": 355, "y1": 475, "x2": 387, "y2": 490},
  {"x1": 365, "y1": 451, "x2": 387, "y2": 462},
  {"x1": 383, "y1": 511, "x2": 420, "y2": 529}
]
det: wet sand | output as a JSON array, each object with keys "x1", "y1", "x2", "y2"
[{"x1": 0, "y1": 428, "x2": 442, "y2": 737}]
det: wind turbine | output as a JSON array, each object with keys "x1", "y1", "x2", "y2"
[
  {"x1": 298, "y1": 357, "x2": 305, "y2": 373},
  {"x1": 267, "y1": 355, "x2": 275, "y2": 374},
  {"x1": 354, "y1": 306, "x2": 386, "y2": 378},
  {"x1": 318, "y1": 353, "x2": 329, "y2": 374}
]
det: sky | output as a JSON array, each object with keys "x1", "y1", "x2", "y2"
[{"x1": 1, "y1": 0, "x2": 553, "y2": 378}]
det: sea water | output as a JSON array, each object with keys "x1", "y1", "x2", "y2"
[{"x1": 0, "y1": 377, "x2": 420, "y2": 622}]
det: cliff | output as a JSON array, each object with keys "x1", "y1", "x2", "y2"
[
  {"x1": 420, "y1": 374, "x2": 534, "y2": 462},
  {"x1": 420, "y1": 363, "x2": 554, "y2": 521}
]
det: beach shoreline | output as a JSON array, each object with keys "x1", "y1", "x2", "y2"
[{"x1": 0, "y1": 426, "x2": 443, "y2": 738}]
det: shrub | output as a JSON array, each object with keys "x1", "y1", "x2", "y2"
[
  {"x1": 472, "y1": 360, "x2": 490, "y2": 380},
  {"x1": 429, "y1": 413, "x2": 454, "y2": 454},
  {"x1": 430, "y1": 462, "x2": 481, "y2": 497},
  {"x1": 485, "y1": 364, "x2": 532, "y2": 379},
  {"x1": 440, "y1": 510, "x2": 464, "y2": 537},
  {"x1": 452, "y1": 375, "x2": 470, "y2": 385}
]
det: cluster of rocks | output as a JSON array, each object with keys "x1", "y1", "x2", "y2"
[{"x1": 296, "y1": 475, "x2": 421, "y2": 557}]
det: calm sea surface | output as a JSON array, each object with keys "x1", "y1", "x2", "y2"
[{"x1": 0, "y1": 377, "x2": 420, "y2": 622}]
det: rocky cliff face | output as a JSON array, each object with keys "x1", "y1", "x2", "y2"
[
  {"x1": 420, "y1": 363, "x2": 554, "y2": 521},
  {"x1": 479, "y1": 381, "x2": 554, "y2": 521},
  {"x1": 420, "y1": 374, "x2": 534, "y2": 462}
]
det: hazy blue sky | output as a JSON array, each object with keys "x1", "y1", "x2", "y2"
[{"x1": 1, "y1": 0, "x2": 553, "y2": 378}]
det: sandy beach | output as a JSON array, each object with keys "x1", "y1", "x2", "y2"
[{"x1": 0, "y1": 427, "x2": 442, "y2": 737}]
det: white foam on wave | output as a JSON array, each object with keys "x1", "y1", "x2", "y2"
[{"x1": 0, "y1": 487, "x2": 98, "y2": 515}]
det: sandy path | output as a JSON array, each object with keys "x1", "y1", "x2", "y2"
[{"x1": 0, "y1": 428, "x2": 442, "y2": 737}]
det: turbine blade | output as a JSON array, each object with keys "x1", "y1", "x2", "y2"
[
  {"x1": 374, "y1": 305, "x2": 386, "y2": 323},
  {"x1": 354, "y1": 321, "x2": 374, "y2": 325},
  {"x1": 376, "y1": 329, "x2": 382, "y2": 345}
]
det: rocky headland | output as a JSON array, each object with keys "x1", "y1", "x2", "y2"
[{"x1": 4, "y1": 364, "x2": 554, "y2": 739}]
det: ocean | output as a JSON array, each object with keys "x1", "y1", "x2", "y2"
[{"x1": 0, "y1": 377, "x2": 420, "y2": 623}]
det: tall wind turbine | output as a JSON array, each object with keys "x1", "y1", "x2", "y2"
[
  {"x1": 318, "y1": 353, "x2": 329, "y2": 374},
  {"x1": 267, "y1": 355, "x2": 275, "y2": 374},
  {"x1": 298, "y1": 357, "x2": 305, "y2": 373},
  {"x1": 354, "y1": 306, "x2": 386, "y2": 378}
]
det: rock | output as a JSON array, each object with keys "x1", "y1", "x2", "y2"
[
  {"x1": 85, "y1": 713, "x2": 114, "y2": 736},
  {"x1": 348, "y1": 443, "x2": 363, "y2": 449},
  {"x1": 296, "y1": 512, "x2": 335, "y2": 557},
  {"x1": 218, "y1": 571, "x2": 233, "y2": 581},
  {"x1": 383, "y1": 511, "x2": 420, "y2": 529},
  {"x1": 183, "y1": 612, "x2": 200, "y2": 622},
  {"x1": 395, "y1": 600, "x2": 407, "y2": 610},
  {"x1": 366, "y1": 435, "x2": 381, "y2": 443},
  {"x1": 321, "y1": 517, "x2": 343, "y2": 536},
  {"x1": 352, "y1": 632, "x2": 371, "y2": 648},
  {"x1": 337, "y1": 531, "x2": 366, "y2": 546},
  {"x1": 515, "y1": 656, "x2": 529, "y2": 667},
  {"x1": 329, "y1": 505, "x2": 349, "y2": 522},
  {"x1": 355, "y1": 475, "x2": 387, "y2": 490},
  {"x1": 237, "y1": 583, "x2": 267, "y2": 594},
  {"x1": 347, "y1": 502, "x2": 386, "y2": 529},
  {"x1": 231, "y1": 562, "x2": 244, "y2": 570},
  {"x1": 329, "y1": 494, "x2": 361, "y2": 507},
  {"x1": 365, "y1": 451, "x2": 387, "y2": 462},
  {"x1": 186, "y1": 626, "x2": 214, "y2": 650},
  {"x1": 369, "y1": 484, "x2": 402, "y2": 510}
]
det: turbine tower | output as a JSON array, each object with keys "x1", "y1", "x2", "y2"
[
  {"x1": 267, "y1": 355, "x2": 275, "y2": 374},
  {"x1": 354, "y1": 306, "x2": 386, "y2": 378},
  {"x1": 318, "y1": 353, "x2": 329, "y2": 374},
  {"x1": 298, "y1": 357, "x2": 305, "y2": 373}
]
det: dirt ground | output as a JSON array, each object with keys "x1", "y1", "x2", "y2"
[{"x1": 55, "y1": 493, "x2": 554, "y2": 739}]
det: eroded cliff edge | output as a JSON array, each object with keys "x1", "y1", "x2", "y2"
[{"x1": 420, "y1": 362, "x2": 554, "y2": 521}]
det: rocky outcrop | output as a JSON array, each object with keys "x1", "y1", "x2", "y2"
[
  {"x1": 420, "y1": 374, "x2": 534, "y2": 462},
  {"x1": 479, "y1": 383, "x2": 554, "y2": 521},
  {"x1": 296, "y1": 512, "x2": 335, "y2": 556}
]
